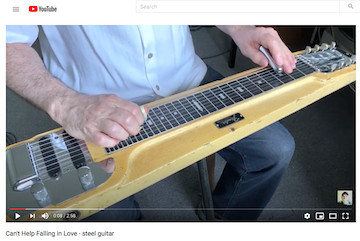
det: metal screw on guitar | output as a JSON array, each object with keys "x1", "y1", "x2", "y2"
[{"x1": 259, "y1": 46, "x2": 283, "y2": 74}]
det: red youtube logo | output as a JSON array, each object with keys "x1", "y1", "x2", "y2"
[{"x1": 29, "y1": 6, "x2": 38, "y2": 12}]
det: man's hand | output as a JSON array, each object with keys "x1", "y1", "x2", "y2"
[
  {"x1": 52, "y1": 93, "x2": 147, "y2": 173},
  {"x1": 217, "y1": 26, "x2": 296, "y2": 74},
  {"x1": 52, "y1": 93, "x2": 148, "y2": 148},
  {"x1": 7, "y1": 43, "x2": 147, "y2": 150}
]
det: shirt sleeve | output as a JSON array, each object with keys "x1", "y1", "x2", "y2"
[{"x1": 6, "y1": 25, "x2": 39, "y2": 46}]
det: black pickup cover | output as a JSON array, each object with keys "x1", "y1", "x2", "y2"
[
  {"x1": 39, "y1": 136, "x2": 61, "y2": 178},
  {"x1": 63, "y1": 132, "x2": 86, "y2": 169}
]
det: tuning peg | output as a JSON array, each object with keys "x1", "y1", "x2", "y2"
[
  {"x1": 314, "y1": 44, "x2": 320, "y2": 52},
  {"x1": 330, "y1": 64, "x2": 337, "y2": 72},
  {"x1": 351, "y1": 55, "x2": 356, "y2": 64},
  {"x1": 345, "y1": 58, "x2": 352, "y2": 66},
  {"x1": 330, "y1": 41, "x2": 336, "y2": 50},
  {"x1": 339, "y1": 60, "x2": 345, "y2": 68},
  {"x1": 305, "y1": 46, "x2": 311, "y2": 54},
  {"x1": 321, "y1": 43, "x2": 329, "y2": 51}
]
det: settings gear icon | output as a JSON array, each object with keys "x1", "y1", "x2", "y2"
[{"x1": 304, "y1": 212, "x2": 311, "y2": 220}]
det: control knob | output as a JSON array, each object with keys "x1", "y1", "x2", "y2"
[{"x1": 31, "y1": 182, "x2": 52, "y2": 207}]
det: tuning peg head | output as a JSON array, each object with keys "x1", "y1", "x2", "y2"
[
  {"x1": 321, "y1": 43, "x2": 329, "y2": 51},
  {"x1": 330, "y1": 64, "x2": 338, "y2": 72},
  {"x1": 314, "y1": 44, "x2": 320, "y2": 52},
  {"x1": 330, "y1": 41, "x2": 336, "y2": 49},
  {"x1": 351, "y1": 55, "x2": 356, "y2": 64},
  {"x1": 345, "y1": 58, "x2": 352, "y2": 66},
  {"x1": 339, "y1": 60, "x2": 345, "y2": 68},
  {"x1": 305, "y1": 46, "x2": 311, "y2": 54}
]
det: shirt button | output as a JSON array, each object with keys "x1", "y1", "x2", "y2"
[
  {"x1": 147, "y1": 53, "x2": 153, "y2": 59},
  {"x1": 156, "y1": 85, "x2": 160, "y2": 90}
]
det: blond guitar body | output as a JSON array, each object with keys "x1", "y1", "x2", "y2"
[{"x1": 6, "y1": 46, "x2": 356, "y2": 221}]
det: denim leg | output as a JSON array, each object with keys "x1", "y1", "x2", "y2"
[
  {"x1": 84, "y1": 195, "x2": 141, "y2": 221},
  {"x1": 213, "y1": 121, "x2": 295, "y2": 220}
]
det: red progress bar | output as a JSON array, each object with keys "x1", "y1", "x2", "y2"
[{"x1": 10, "y1": 208, "x2": 26, "y2": 210}]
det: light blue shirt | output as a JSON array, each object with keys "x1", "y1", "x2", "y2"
[{"x1": 6, "y1": 25, "x2": 207, "y2": 105}]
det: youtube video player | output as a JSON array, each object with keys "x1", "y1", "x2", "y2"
[{"x1": 3, "y1": 1, "x2": 358, "y2": 241}]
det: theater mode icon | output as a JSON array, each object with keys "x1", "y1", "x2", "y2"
[{"x1": 29, "y1": 6, "x2": 38, "y2": 12}]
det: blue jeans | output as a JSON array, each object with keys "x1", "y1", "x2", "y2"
[
  {"x1": 213, "y1": 122, "x2": 295, "y2": 220},
  {"x1": 202, "y1": 66, "x2": 295, "y2": 220}
]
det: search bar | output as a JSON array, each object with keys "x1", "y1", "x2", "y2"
[{"x1": 137, "y1": 1, "x2": 360, "y2": 13}]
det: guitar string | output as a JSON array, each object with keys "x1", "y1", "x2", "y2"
[
  {"x1": 34, "y1": 90, "x2": 311, "y2": 176},
  {"x1": 28, "y1": 57, "x2": 311, "y2": 148},
  {"x1": 31, "y1": 142, "x2": 90, "y2": 170},
  {"x1": 30, "y1": 58, "x2": 315, "y2": 175},
  {"x1": 30, "y1": 61, "x2": 313, "y2": 173},
  {"x1": 36, "y1": 152, "x2": 93, "y2": 176},
  {"x1": 33, "y1": 77, "x2": 313, "y2": 176},
  {"x1": 35, "y1": 150, "x2": 91, "y2": 179},
  {"x1": 31, "y1": 145, "x2": 94, "y2": 174},
  {"x1": 30, "y1": 59, "x2": 314, "y2": 174},
  {"x1": 29, "y1": 59, "x2": 311, "y2": 153},
  {"x1": 33, "y1": 62, "x2": 309, "y2": 174}
]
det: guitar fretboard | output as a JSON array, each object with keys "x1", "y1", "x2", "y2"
[{"x1": 105, "y1": 57, "x2": 317, "y2": 154}]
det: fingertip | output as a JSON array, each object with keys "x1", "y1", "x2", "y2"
[
  {"x1": 103, "y1": 139, "x2": 118, "y2": 148},
  {"x1": 105, "y1": 158, "x2": 115, "y2": 173},
  {"x1": 283, "y1": 65, "x2": 294, "y2": 74},
  {"x1": 143, "y1": 105, "x2": 149, "y2": 114},
  {"x1": 93, "y1": 132, "x2": 119, "y2": 148},
  {"x1": 99, "y1": 158, "x2": 115, "y2": 173}
]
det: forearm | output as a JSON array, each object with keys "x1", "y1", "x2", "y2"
[{"x1": 6, "y1": 43, "x2": 78, "y2": 124}]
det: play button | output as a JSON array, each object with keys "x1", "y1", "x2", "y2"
[{"x1": 14, "y1": 212, "x2": 21, "y2": 220}]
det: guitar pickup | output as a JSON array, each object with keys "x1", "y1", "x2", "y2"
[
  {"x1": 62, "y1": 132, "x2": 87, "y2": 169},
  {"x1": 214, "y1": 113, "x2": 244, "y2": 128},
  {"x1": 39, "y1": 136, "x2": 61, "y2": 179}
]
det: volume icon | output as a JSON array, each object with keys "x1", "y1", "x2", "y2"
[{"x1": 41, "y1": 213, "x2": 49, "y2": 219}]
